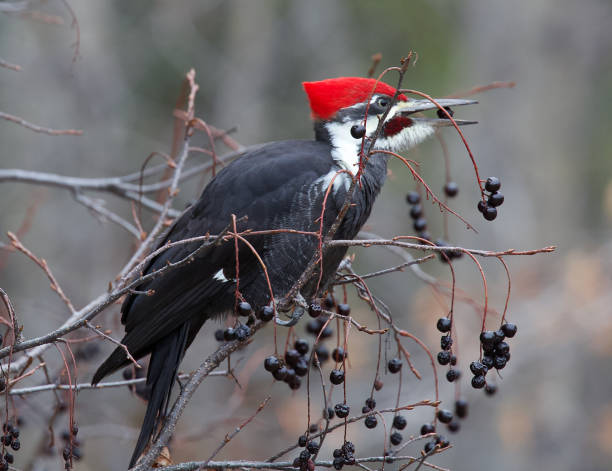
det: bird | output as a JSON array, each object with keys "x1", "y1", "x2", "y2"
[{"x1": 92, "y1": 76, "x2": 476, "y2": 467}]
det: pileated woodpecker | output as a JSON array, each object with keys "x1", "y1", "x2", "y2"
[{"x1": 92, "y1": 77, "x2": 476, "y2": 467}]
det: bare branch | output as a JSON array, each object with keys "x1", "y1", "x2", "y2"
[
  {"x1": 0, "y1": 57, "x2": 21, "y2": 71},
  {"x1": 0, "y1": 111, "x2": 82, "y2": 136}
]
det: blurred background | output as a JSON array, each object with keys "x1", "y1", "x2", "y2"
[{"x1": 1, "y1": 0, "x2": 612, "y2": 469}]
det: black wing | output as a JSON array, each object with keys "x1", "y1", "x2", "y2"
[{"x1": 116, "y1": 139, "x2": 339, "y2": 359}]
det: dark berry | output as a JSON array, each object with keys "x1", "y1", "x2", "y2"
[
  {"x1": 306, "y1": 440, "x2": 319, "y2": 454},
  {"x1": 332, "y1": 347, "x2": 347, "y2": 362},
  {"x1": 483, "y1": 206, "x2": 498, "y2": 221},
  {"x1": 285, "y1": 349, "x2": 301, "y2": 367},
  {"x1": 235, "y1": 324, "x2": 251, "y2": 341},
  {"x1": 444, "y1": 181, "x2": 459, "y2": 197},
  {"x1": 374, "y1": 379, "x2": 383, "y2": 391},
  {"x1": 437, "y1": 351, "x2": 451, "y2": 365},
  {"x1": 480, "y1": 331, "x2": 495, "y2": 345},
  {"x1": 501, "y1": 322, "x2": 517, "y2": 338},
  {"x1": 223, "y1": 328, "x2": 236, "y2": 341},
  {"x1": 299, "y1": 450, "x2": 311, "y2": 461},
  {"x1": 470, "y1": 361, "x2": 487, "y2": 376},
  {"x1": 259, "y1": 306, "x2": 275, "y2": 322},
  {"x1": 437, "y1": 409, "x2": 453, "y2": 424},
  {"x1": 436, "y1": 317, "x2": 452, "y2": 333},
  {"x1": 293, "y1": 458, "x2": 301, "y2": 468},
  {"x1": 494, "y1": 355, "x2": 507, "y2": 370},
  {"x1": 324, "y1": 407, "x2": 334, "y2": 419},
  {"x1": 410, "y1": 204, "x2": 423, "y2": 219},
  {"x1": 308, "y1": 303, "x2": 322, "y2": 318},
  {"x1": 214, "y1": 329, "x2": 225, "y2": 341},
  {"x1": 288, "y1": 377, "x2": 301, "y2": 390},
  {"x1": 482, "y1": 342, "x2": 496, "y2": 354},
  {"x1": 330, "y1": 369, "x2": 345, "y2": 385},
  {"x1": 494, "y1": 330, "x2": 505, "y2": 343},
  {"x1": 450, "y1": 354, "x2": 457, "y2": 366},
  {"x1": 393, "y1": 415, "x2": 407, "y2": 430},
  {"x1": 440, "y1": 335, "x2": 453, "y2": 351},
  {"x1": 10, "y1": 439, "x2": 19, "y2": 451},
  {"x1": 333, "y1": 457, "x2": 344, "y2": 470},
  {"x1": 485, "y1": 383, "x2": 498, "y2": 395},
  {"x1": 495, "y1": 341, "x2": 510, "y2": 355},
  {"x1": 423, "y1": 441, "x2": 436, "y2": 453},
  {"x1": 334, "y1": 403, "x2": 350, "y2": 418},
  {"x1": 390, "y1": 431, "x2": 403, "y2": 445},
  {"x1": 362, "y1": 406, "x2": 371, "y2": 413},
  {"x1": 482, "y1": 355, "x2": 494, "y2": 369},
  {"x1": 314, "y1": 345, "x2": 329, "y2": 363},
  {"x1": 365, "y1": 397, "x2": 376, "y2": 410},
  {"x1": 63, "y1": 447, "x2": 71, "y2": 460},
  {"x1": 294, "y1": 339, "x2": 309, "y2": 355},
  {"x1": 294, "y1": 358, "x2": 309, "y2": 377},
  {"x1": 324, "y1": 294, "x2": 335, "y2": 309},
  {"x1": 333, "y1": 448, "x2": 342, "y2": 458},
  {"x1": 437, "y1": 435, "x2": 450, "y2": 448},
  {"x1": 284, "y1": 368, "x2": 297, "y2": 383},
  {"x1": 477, "y1": 200, "x2": 487, "y2": 213},
  {"x1": 471, "y1": 375, "x2": 486, "y2": 389},
  {"x1": 448, "y1": 420, "x2": 460, "y2": 433},
  {"x1": 342, "y1": 442, "x2": 356, "y2": 454},
  {"x1": 406, "y1": 191, "x2": 420, "y2": 205},
  {"x1": 418, "y1": 230, "x2": 432, "y2": 241},
  {"x1": 336, "y1": 303, "x2": 350, "y2": 316},
  {"x1": 413, "y1": 218, "x2": 427, "y2": 232},
  {"x1": 264, "y1": 356, "x2": 280, "y2": 373},
  {"x1": 298, "y1": 435, "x2": 308, "y2": 447},
  {"x1": 309, "y1": 424, "x2": 319, "y2": 434},
  {"x1": 485, "y1": 177, "x2": 501, "y2": 193},
  {"x1": 446, "y1": 369, "x2": 461, "y2": 382},
  {"x1": 4, "y1": 453, "x2": 12, "y2": 464},
  {"x1": 320, "y1": 326, "x2": 333, "y2": 339},
  {"x1": 364, "y1": 415, "x2": 377, "y2": 429},
  {"x1": 455, "y1": 399, "x2": 468, "y2": 418},
  {"x1": 437, "y1": 106, "x2": 454, "y2": 118},
  {"x1": 488, "y1": 192, "x2": 504, "y2": 207},
  {"x1": 237, "y1": 301, "x2": 252, "y2": 316},
  {"x1": 387, "y1": 357, "x2": 402, "y2": 373},
  {"x1": 350, "y1": 124, "x2": 366, "y2": 139},
  {"x1": 420, "y1": 423, "x2": 436, "y2": 435},
  {"x1": 273, "y1": 366, "x2": 288, "y2": 381}
]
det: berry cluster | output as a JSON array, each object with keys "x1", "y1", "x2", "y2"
[
  {"x1": 419, "y1": 420, "x2": 450, "y2": 454},
  {"x1": 214, "y1": 302, "x2": 275, "y2": 344},
  {"x1": 293, "y1": 436, "x2": 320, "y2": 471},
  {"x1": 389, "y1": 414, "x2": 406, "y2": 446},
  {"x1": 61, "y1": 424, "x2": 83, "y2": 468},
  {"x1": 264, "y1": 336, "x2": 312, "y2": 390},
  {"x1": 331, "y1": 441, "x2": 356, "y2": 470},
  {"x1": 470, "y1": 322, "x2": 517, "y2": 391},
  {"x1": 0, "y1": 421, "x2": 20, "y2": 470},
  {"x1": 405, "y1": 191, "x2": 430, "y2": 241},
  {"x1": 477, "y1": 177, "x2": 505, "y2": 221},
  {"x1": 435, "y1": 317, "x2": 460, "y2": 382}
]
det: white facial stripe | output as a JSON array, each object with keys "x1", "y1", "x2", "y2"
[
  {"x1": 326, "y1": 116, "x2": 378, "y2": 175},
  {"x1": 378, "y1": 121, "x2": 435, "y2": 152}
]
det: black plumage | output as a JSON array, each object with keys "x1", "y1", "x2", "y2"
[{"x1": 92, "y1": 138, "x2": 389, "y2": 467}]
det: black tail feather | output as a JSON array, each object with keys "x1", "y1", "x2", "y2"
[{"x1": 129, "y1": 322, "x2": 191, "y2": 468}]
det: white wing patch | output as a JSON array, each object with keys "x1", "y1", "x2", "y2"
[{"x1": 213, "y1": 269, "x2": 229, "y2": 283}]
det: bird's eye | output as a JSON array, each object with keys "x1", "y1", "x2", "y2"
[{"x1": 376, "y1": 97, "x2": 390, "y2": 109}]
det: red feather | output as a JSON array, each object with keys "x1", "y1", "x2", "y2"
[{"x1": 302, "y1": 77, "x2": 407, "y2": 120}]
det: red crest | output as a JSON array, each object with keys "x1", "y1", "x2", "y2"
[{"x1": 302, "y1": 77, "x2": 407, "y2": 120}]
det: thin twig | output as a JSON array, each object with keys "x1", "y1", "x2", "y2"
[
  {"x1": 0, "y1": 111, "x2": 82, "y2": 136},
  {"x1": 0, "y1": 57, "x2": 22, "y2": 72}
]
